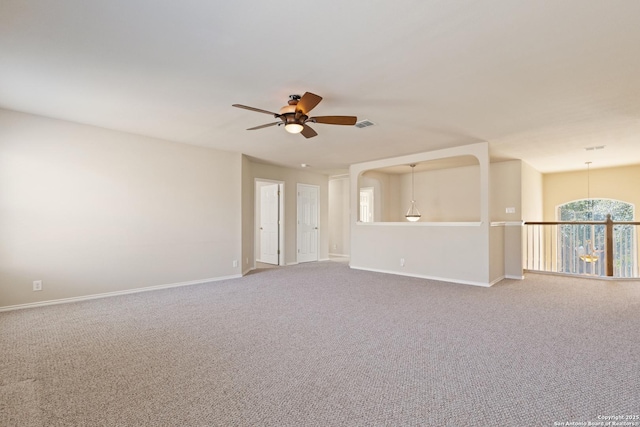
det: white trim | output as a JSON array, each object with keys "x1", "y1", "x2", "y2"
[
  {"x1": 355, "y1": 221, "x2": 482, "y2": 227},
  {"x1": 329, "y1": 253, "x2": 349, "y2": 257},
  {"x1": 329, "y1": 173, "x2": 349, "y2": 180},
  {"x1": 523, "y1": 269, "x2": 640, "y2": 281},
  {"x1": 490, "y1": 221, "x2": 525, "y2": 226},
  {"x1": 488, "y1": 276, "x2": 505, "y2": 286},
  {"x1": 0, "y1": 274, "x2": 241, "y2": 312},
  {"x1": 349, "y1": 265, "x2": 493, "y2": 287},
  {"x1": 255, "y1": 178, "x2": 285, "y2": 267},
  {"x1": 296, "y1": 183, "x2": 320, "y2": 264},
  {"x1": 505, "y1": 274, "x2": 525, "y2": 280},
  {"x1": 286, "y1": 262, "x2": 299, "y2": 266},
  {"x1": 319, "y1": 258, "x2": 330, "y2": 262}
]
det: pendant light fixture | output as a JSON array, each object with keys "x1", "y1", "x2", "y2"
[
  {"x1": 405, "y1": 164, "x2": 421, "y2": 222},
  {"x1": 580, "y1": 161, "x2": 598, "y2": 263}
]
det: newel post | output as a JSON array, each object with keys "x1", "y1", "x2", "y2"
[{"x1": 606, "y1": 214, "x2": 614, "y2": 277}]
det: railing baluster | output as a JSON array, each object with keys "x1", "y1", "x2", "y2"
[
  {"x1": 550, "y1": 225, "x2": 554, "y2": 272},
  {"x1": 606, "y1": 215, "x2": 613, "y2": 277},
  {"x1": 537, "y1": 225, "x2": 542, "y2": 271},
  {"x1": 524, "y1": 219, "x2": 640, "y2": 279}
]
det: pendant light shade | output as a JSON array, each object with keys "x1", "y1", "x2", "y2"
[{"x1": 405, "y1": 164, "x2": 421, "y2": 221}]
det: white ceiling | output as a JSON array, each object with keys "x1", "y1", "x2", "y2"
[{"x1": 2, "y1": 0, "x2": 640, "y2": 175}]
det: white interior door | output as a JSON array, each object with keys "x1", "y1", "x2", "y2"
[
  {"x1": 297, "y1": 184, "x2": 319, "y2": 263},
  {"x1": 260, "y1": 183, "x2": 280, "y2": 265}
]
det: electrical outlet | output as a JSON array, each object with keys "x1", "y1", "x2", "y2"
[
  {"x1": 506, "y1": 207, "x2": 516, "y2": 214},
  {"x1": 33, "y1": 280, "x2": 42, "y2": 291},
  {"x1": 400, "y1": 258, "x2": 405, "y2": 267},
  {"x1": 232, "y1": 260, "x2": 239, "y2": 268}
]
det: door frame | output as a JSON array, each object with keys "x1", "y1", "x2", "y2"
[
  {"x1": 297, "y1": 183, "x2": 320, "y2": 263},
  {"x1": 255, "y1": 179, "x2": 285, "y2": 268}
]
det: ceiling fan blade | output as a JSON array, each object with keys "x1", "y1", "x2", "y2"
[
  {"x1": 247, "y1": 122, "x2": 280, "y2": 130},
  {"x1": 296, "y1": 92, "x2": 323, "y2": 116},
  {"x1": 311, "y1": 116, "x2": 357, "y2": 125},
  {"x1": 300, "y1": 124, "x2": 318, "y2": 139},
  {"x1": 232, "y1": 104, "x2": 279, "y2": 116}
]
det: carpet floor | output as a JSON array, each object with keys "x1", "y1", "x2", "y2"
[{"x1": 2, "y1": 262, "x2": 639, "y2": 426}]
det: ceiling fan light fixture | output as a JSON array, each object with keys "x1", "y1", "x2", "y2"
[
  {"x1": 285, "y1": 123, "x2": 304, "y2": 134},
  {"x1": 232, "y1": 92, "x2": 357, "y2": 139},
  {"x1": 279, "y1": 104, "x2": 296, "y2": 115}
]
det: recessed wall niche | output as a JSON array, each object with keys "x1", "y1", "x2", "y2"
[{"x1": 357, "y1": 155, "x2": 481, "y2": 223}]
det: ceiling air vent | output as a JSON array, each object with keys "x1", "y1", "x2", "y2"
[{"x1": 355, "y1": 119, "x2": 375, "y2": 129}]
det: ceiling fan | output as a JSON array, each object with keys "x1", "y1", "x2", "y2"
[{"x1": 232, "y1": 92, "x2": 357, "y2": 138}]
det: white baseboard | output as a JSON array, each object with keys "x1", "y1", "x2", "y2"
[
  {"x1": 349, "y1": 265, "x2": 494, "y2": 287},
  {"x1": 0, "y1": 274, "x2": 242, "y2": 312},
  {"x1": 489, "y1": 276, "x2": 505, "y2": 286},
  {"x1": 329, "y1": 253, "x2": 349, "y2": 258},
  {"x1": 505, "y1": 274, "x2": 525, "y2": 280}
]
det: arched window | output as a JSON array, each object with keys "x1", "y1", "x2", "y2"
[
  {"x1": 558, "y1": 199, "x2": 634, "y2": 221},
  {"x1": 557, "y1": 199, "x2": 636, "y2": 277}
]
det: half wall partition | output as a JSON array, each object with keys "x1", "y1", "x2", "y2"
[{"x1": 349, "y1": 142, "x2": 501, "y2": 286}]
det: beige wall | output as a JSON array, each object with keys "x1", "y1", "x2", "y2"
[
  {"x1": 490, "y1": 160, "x2": 521, "y2": 222},
  {"x1": 358, "y1": 164, "x2": 481, "y2": 223},
  {"x1": 357, "y1": 159, "x2": 525, "y2": 224},
  {"x1": 544, "y1": 164, "x2": 640, "y2": 221},
  {"x1": 0, "y1": 109, "x2": 242, "y2": 308},
  {"x1": 521, "y1": 161, "x2": 543, "y2": 222},
  {"x1": 488, "y1": 159, "x2": 543, "y2": 223},
  {"x1": 246, "y1": 161, "x2": 329, "y2": 265},
  {"x1": 490, "y1": 160, "x2": 524, "y2": 279},
  {"x1": 358, "y1": 170, "x2": 399, "y2": 222},
  {"x1": 328, "y1": 176, "x2": 350, "y2": 256},
  {"x1": 241, "y1": 155, "x2": 254, "y2": 274},
  {"x1": 405, "y1": 165, "x2": 481, "y2": 222},
  {"x1": 489, "y1": 225, "x2": 506, "y2": 280},
  {"x1": 487, "y1": 159, "x2": 544, "y2": 279},
  {"x1": 2, "y1": 107, "x2": 571, "y2": 308}
]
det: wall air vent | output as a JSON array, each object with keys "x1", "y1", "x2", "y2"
[{"x1": 355, "y1": 119, "x2": 375, "y2": 128}]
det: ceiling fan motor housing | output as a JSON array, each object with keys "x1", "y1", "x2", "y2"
[{"x1": 279, "y1": 101, "x2": 307, "y2": 125}]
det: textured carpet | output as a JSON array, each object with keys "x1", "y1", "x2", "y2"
[{"x1": 2, "y1": 262, "x2": 639, "y2": 426}]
